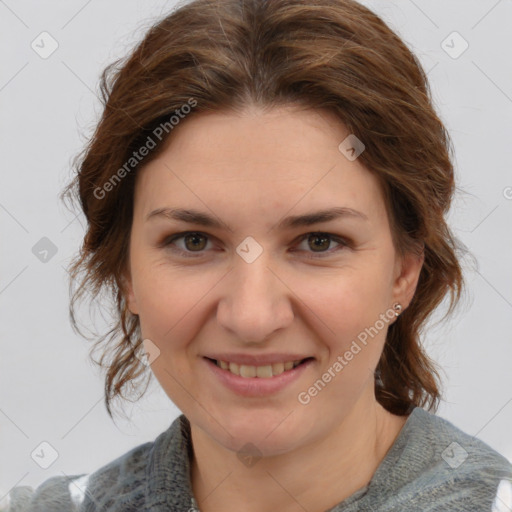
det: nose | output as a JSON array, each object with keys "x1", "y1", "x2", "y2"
[{"x1": 216, "y1": 254, "x2": 294, "y2": 344}]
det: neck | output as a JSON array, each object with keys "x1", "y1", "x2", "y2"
[{"x1": 189, "y1": 394, "x2": 408, "y2": 512}]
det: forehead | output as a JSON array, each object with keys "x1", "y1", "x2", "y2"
[{"x1": 133, "y1": 107, "x2": 386, "y2": 225}]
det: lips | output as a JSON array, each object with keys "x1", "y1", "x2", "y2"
[
  {"x1": 206, "y1": 357, "x2": 311, "y2": 378},
  {"x1": 203, "y1": 356, "x2": 314, "y2": 397}
]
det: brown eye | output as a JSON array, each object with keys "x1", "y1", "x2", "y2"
[
  {"x1": 294, "y1": 232, "x2": 349, "y2": 259},
  {"x1": 162, "y1": 231, "x2": 212, "y2": 257},
  {"x1": 307, "y1": 233, "x2": 331, "y2": 252},
  {"x1": 183, "y1": 232, "x2": 207, "y2": 251}
]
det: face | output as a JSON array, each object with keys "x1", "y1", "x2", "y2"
[{"x1": 124, "y1": 105, "x2": 423, "y2": 456}]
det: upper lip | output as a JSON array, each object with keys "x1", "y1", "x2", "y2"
[{"x1": 203, "y1": 353, "x2": 313, "y2": 366}]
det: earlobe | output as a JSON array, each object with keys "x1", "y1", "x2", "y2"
[
  {"x1": 126, "y1": 288, "x2": 139, "y2": 316},
  {"x1": 393, "y1": 248, "x2": 424, "y2": 309}
]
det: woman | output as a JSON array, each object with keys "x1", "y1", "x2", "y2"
[{"x1": 6, "y1": 0, "x2": 511, "y2": 510}]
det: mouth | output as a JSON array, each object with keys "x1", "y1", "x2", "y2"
[{"x1": 204, "y1": 357, "x2": 314, "y2": 378}]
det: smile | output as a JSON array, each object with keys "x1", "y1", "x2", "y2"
[
  {"x1": 203, "y1": 356, "x2": 314, "y2": 397},
  {"x1": 210, "y1": 358, "x2": 309, "y2": 378}
]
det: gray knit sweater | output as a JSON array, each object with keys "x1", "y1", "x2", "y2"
[{"x1": 5, "y1": 407, "x2": 512, "y2": 511}]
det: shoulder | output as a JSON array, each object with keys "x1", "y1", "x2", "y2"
[
  {"x1": 4, "y1": 432, "x2": 164, "y2": 512},
  {"x1": 3, "y1": 473, "x2": 91, "y2": 512},
  {"x1": 376, "y1": 407, "x2": 512, "y2": 511},
  {"x1": 5, "y1": 414, "x2": 193, "y2": 512},
  {"x1": 410, "y1": 407, "x2": 511, "y2": 476}
]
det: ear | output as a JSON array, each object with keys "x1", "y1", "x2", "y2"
[
  {"x1": 120, "y1": 267, "x2": 139, "y2": 316},
  {"x1": 391, "y1": 244, "x2": 424, "y2": 311}
]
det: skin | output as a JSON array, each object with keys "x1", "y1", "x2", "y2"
[{"x1": 124, "y1": 104, "x2": 424, "y2": 512}]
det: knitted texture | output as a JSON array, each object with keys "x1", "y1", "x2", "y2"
[{"x1": 6, "y1": 407, "x2": 512, "y2": 511}]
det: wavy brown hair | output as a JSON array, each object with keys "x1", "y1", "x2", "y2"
[{"x1": 62, "y1": 0, "x2": 471, "y2": 420}]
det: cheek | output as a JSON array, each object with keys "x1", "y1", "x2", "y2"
[
  {"x1": 290, "y1": 270, "x2": 391, "y2": 380},
  {"x1": 299, "y1": 283, "x2": 389, "y2": 408},
  {"x1": 133, "y1": 269, "x2": 205, "y2": 407},
  {"x1": 292, "y1": 266, "x2": 391, "y2": 331},
  {"x1": 134, "y1": 267, "x2": 216, "y2": 350}
]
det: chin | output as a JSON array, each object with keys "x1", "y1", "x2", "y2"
[
  {"x1": 198, "y1": 406, "x2": 313, "y2": 456},
  {"x1": 223, "y1": 429, "x2": 303, "y2": 459}
]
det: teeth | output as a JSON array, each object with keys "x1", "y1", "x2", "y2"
[
  {"x1": 256, "y1": 365, "x2": 273, "y2": 378},
  {"x1": 240, "y1": 365, "x2": 256, "y2": 378},
  {"x1": 271, "y1": 362, "x2": 284, "y2": 375},
  {"x1": 216, "y1": 359, "x2": 304, "y2": 378}
]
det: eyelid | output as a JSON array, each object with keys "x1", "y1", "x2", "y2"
[
  {"x1": 293, "y1": 232, "x2": 350, "y2": 258},
  {"x1": 160, "y1": 230, "x2": 351, "y2": 258},
  {"x1": 159, "y1": 231, "x2": 215, "y2": 256}
]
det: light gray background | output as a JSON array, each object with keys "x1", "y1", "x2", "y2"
[{"x1": 1, "y1": 0, "x2": 511, "y2": 499}]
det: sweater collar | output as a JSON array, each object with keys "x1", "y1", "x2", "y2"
[
  {"x1": 143, "y1": 408, "x2": 424, "y2": 510},
  {"x1": 145, "y1": 414, "x2": 198, "y2": 511}
]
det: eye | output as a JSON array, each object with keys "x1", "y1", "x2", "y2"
[
  {"x1": 293, "y1": 232, "x2": 349, "y2": 258},
  {"x1": 161, "y1": 231, "x2": 213, "y2": 257},
  {"x1": 161, "y1": 231, "x2": 350, "y2": 259}
]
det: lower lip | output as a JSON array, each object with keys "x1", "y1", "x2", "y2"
[{"x1": 203, "y1": 357, "x2": 314, "y2": 397}]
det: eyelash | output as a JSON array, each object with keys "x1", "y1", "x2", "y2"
[{"x1": 160, "y1": 231, "x2": 351, "y2": 259}]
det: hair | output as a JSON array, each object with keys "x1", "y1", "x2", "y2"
[{"x1": 62, "y1": 0, "x2": 471, "y2": 420}]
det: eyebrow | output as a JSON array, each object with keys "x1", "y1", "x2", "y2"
[{"x1": 146, "y1": 206, "x2": 368, "y2": 231}]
